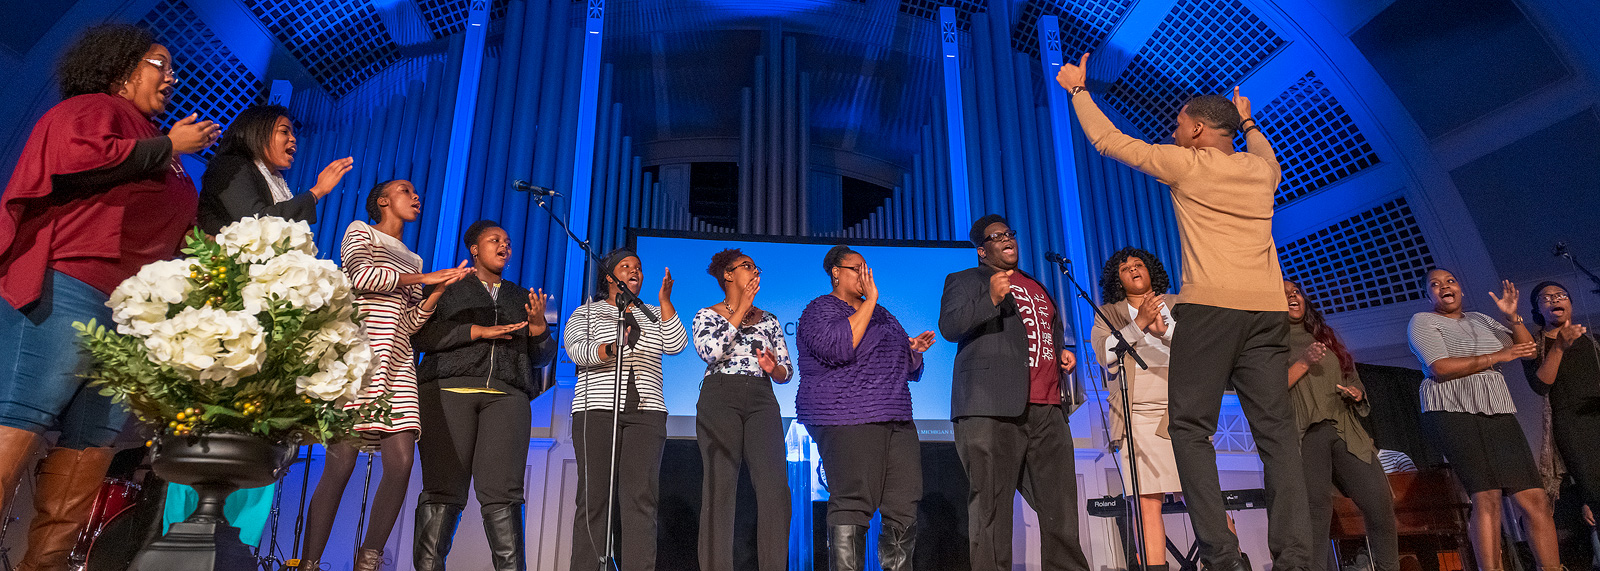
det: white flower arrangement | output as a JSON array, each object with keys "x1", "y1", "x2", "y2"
[{"x1": 75, "y1": 216, "x2": 389, "y2": 442}]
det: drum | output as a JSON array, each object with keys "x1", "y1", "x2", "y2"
[{"x1": 67, "y1": 478, "x2": 140, "y2": 566}]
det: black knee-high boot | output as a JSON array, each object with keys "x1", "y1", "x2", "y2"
[
  {"x1": 412, "y1": 502, "x2": 463, "y2": 571},
  {"x1": 828, "y1": 524, "x2": 867, "y2": 571},
  {"x1": 878, "y1": 523, "x2": 916, "y2": 571},
  {"x1": 483, "y1": 503, "x2": 527, "y2": 571}
]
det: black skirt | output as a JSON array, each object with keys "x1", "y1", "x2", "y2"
[{"x1": 1421, "y1": 410, "x2": 1542, "y2": 494}]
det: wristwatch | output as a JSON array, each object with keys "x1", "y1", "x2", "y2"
[{"x1": 1068, "y1": 85, "x2": 1087, "y2": 96}]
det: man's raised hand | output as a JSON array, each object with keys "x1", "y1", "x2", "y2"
[{"x1": 1055, "y1": 53, "x2": 1090, "y2": 92}]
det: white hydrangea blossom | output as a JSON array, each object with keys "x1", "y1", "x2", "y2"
[
  {"x1": 240, "y1": 251, "x2": 348, "y2": 314},
  {"x1": 143, "y1": 306, "x2": 265, "y2": 385},
  {"x1": 106, "y1": 259, "x2": 193, "y2": 336},
  {"x1": 215, "y1": 215, "x2": 315, "y2": 264}
]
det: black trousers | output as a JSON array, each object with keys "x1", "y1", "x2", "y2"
[
  {"x1": 695, "y1": 374, "x2": 791, "y2": 571},
  {"x1": 418, "y1": 387, "x2": 531, "y2": 510},
  {"x1": 810, "y1": 421, "x2": 922, "y2": 530},
  {"x1": 571, "y1": 409, "x2": 668, "y2": 571},
  {"x1": 953, "y1": 404, "x2": 1089, "y2": 571},
  {"x1": 1168, "y1": 304, "x2": 1310, "y2": 570},
  {"x1": 1553, "y1": 408, "x2": 1600, "y2": 511},
  {"x1": 1301, "y1": 421, "x2": 1398, "y2": 571}
]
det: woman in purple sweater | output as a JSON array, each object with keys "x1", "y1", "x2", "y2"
[{"x1": 796, "y1": 245, "x2": 936, "y2": 571}]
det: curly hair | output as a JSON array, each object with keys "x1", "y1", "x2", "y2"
[
  {"x1": 217, "y1": 104, "x2": 291, "y2": 161},
  {"x1": 1098, "y1": 247, "x2": 1170, "y2": 303},
  {"x1": 706, "y1": 248, "x2": 745, "y2": 284},
  {"x1": 57, "y1": 25, "x2": 155, "y2": 99},
  {"x1": 463, "y1": 219, "x2": 500, "y2": 248},
  {"x1": 1287, "y1": 279, "x2": 1356, "y2": 376}
]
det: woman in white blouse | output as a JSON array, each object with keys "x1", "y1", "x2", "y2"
[
  {"x1": 1090, "y1": 248, "x2": 1180, "y2": 570},
  {"x1": 1407, "y1": 268, "x2": 1558, "y2": 571}
]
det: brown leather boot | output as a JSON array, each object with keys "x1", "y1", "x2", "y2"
[
  {"x1": 16, "y1": 447, "x2": 113, "y2": 571},
  {"x1": 0, "y1": 426, "x2": 41, "y2": 519},
  {"x1": 353, "y1": 547, "x2": 384, "y2": 571}
]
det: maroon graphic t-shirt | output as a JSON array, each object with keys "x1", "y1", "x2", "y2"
[{"x1": 1008, "y1": 272, "x2": 1060, "y2": 404}]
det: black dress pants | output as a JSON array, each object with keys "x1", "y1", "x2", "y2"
[
  {"x1": 695, "y1": 374, "x2": 791, "y2": 571},
  {"x1": 809, "y1": 421, "x2": 921, "y2": 530},
  {"x1": 418, "y1": 387, "x2": 532, "y2": 510},
  {"x1": 953, "y1": 404, "x2": 1089, "y2": 571},
  {"x1": 1554, "y1": 407, "x2": 1600, "y2": 512},
  {"x1": 1168, "y1": 304, "x2": 1311, "y2": 571},
  {"x1": 1301, "y1": 421, "x2": 1398, "y2": 571},
  {"x1": 570, "y1": 409, "x2": 667, "y2": 571}
]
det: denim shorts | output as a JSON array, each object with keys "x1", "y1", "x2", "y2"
[{"x1": 0, "y1": 270, "x2": 128, "y2": 448}]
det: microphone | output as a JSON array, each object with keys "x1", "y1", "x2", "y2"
[
  {"x1": 511, "y1": 180, "x2": 559, "y2": 196},
  {"x1": 1044, "y1": 251, "x2": 1071, "y2": 265},
  {"x1": 1554, "y1": 241, "x2": 1570, "y2": 258}
]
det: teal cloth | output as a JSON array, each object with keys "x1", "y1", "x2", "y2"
[{"x1": 161, "y1": 482, "x2": 276, "y2": 547}]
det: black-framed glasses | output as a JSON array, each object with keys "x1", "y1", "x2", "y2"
[
  {"x1": 1539, "y1": 292, "x2": 1571, "y2": 303},
  {"x1": 734, "y1": 261, "x2": 761, "y2": 275},
  {"x1": 983, "y1": 230, "x2": 1017, "y2": 243},
  {"x1": 834, "y1": 264, "x2": 861, "y2": 273}
]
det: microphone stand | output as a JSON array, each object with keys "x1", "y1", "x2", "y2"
[
  {"x1": 1050, "y1": 255, "x2": 1150, "y2": 570},
  {"x1": 531, "y1": 189, "x2": 656, "y2": 571},
  {"x1": 1555, "y1": 242, "x2": 1600, "y2": 294}
]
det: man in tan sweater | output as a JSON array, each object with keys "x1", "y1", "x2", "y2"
[{"x1": 1056, "y1": 54, "x2": 1311, "y2": 571}]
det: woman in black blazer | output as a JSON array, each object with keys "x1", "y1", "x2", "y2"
[{"x1": 197, "y1": 104, "x2": 352, "y2": 233}]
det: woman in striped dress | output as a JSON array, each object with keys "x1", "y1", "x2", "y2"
[
  {"x1": 294, "y1": 179, "x2": 470, "y2": 571},
  {"x1": 564, "y1": 248, "x2": 686, "y2": 571}
]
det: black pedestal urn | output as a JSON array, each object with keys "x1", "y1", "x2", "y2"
[{"x1": 128, "y1": 431, "x2": 292, "y2": 571}]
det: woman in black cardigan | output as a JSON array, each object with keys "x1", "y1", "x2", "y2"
[
  {"x1": 410, "y1": 220, "x2": 558, "y2": 571},
  {"x1": 197, "y1": 104, "x2": 352, "y2": 233}
]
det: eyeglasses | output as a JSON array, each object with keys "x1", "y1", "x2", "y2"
[
  {"x1": 834, "y1": 264, "x2": 861, "y2": 273},
  {"x1": 983, "y1": 230, "x2": 1017, "y2": 244},
  {"x1": 144, "y1": 58, "x2": 176, "y2": 80},
  {"x1": 733, "y1": 261, "x2": 761, "y2": 275},
  {"x1": 1539, "y1": 292, "x2": 1571, "y2": 303}
]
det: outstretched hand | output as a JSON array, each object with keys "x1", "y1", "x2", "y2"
[
  {"x1": 525, "y1": 288, "x2": 551, "y2": 336},
  {"x1": 1489, "y1": 279, "x2": 1520, "y2": 319},
  {"x1": 1055, "y1": 53, "x2": 1090, "y2": 92},
  {"x1": 909, "y1": 331, "x2": 936, "y2": 353}
]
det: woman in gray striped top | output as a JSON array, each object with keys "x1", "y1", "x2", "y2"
[
  {"x1": 563, "y1": 248, "x2": 687, "y2": 571},
  {"x1": 1407, "y1": 268, "x2": 1559, "y2": 571}
]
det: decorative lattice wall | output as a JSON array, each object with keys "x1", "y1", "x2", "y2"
[
  {"x1": 899, "y1": 0, "x2": 987, "y2": 31},
  {"x1": 1278, "y1": 197, "x2": 1436, "y2": 315},
  {"x1": 1103, "y1": 0, "x2": 1287, "y2": 141},
  {"x1": 416, "y1": 0, "x2": 510, "y2": 38},
  {"x1": 1253, "y1": 72, "x2": 1380, "y2": 206},
  {"x1": 1012, "y1": 0, "x2": 1136, "y2": 59},
  {"x1": 138, "y1": 0, "x2": 264, "y2": 158},
  {"x1": 243, "y1": 0, "x2": 399, "y2": 98}
]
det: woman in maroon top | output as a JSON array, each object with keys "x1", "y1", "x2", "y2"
[{"x1": 0, "y1": 24, "x2": 217, "y2": 569}]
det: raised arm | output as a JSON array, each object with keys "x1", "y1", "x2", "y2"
[
  {"x1": 1057, "y1": 53, "x2": 1198, "y2": 183},
  {"x1": 1233, "y1": 86, "x2": 1278, "y2": 168}
]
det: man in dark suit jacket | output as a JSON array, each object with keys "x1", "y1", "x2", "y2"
[{"x1": 938, "y1": 214, "x2": 1089, "y2": 571}]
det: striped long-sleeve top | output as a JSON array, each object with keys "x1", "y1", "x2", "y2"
[
  {"x1": 565, "y1": 299, "x2": 688, "y2": 413},
  {"x1": 341, "y1": 220, "x2": 433, "y2": 435}
]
